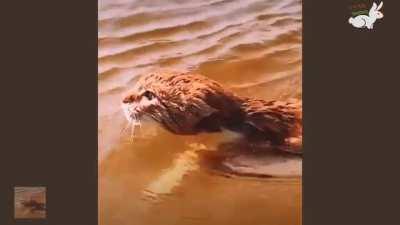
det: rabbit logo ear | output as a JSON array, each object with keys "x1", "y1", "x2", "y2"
[
  {"x1": 370, "y1": 2, "x2": 378, "y2": 12},
  {"x1": 377, "y1": 1, "x2": 383, "y2": 10}
]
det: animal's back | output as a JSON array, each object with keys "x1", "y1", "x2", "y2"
[
  {"x1": 349, "y1": 15, "x2": 369, "y2": 28},
  {"x1": 240, "y1": 98, "x2": 302, "y2": 153}
]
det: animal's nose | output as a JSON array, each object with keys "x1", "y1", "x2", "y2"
[{"x1": 122, "y1": 95, "x2": 135, "y2": 104}]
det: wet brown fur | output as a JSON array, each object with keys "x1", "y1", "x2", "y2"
[{"x1": 123, "y1": 71, "x2": 302, "y2": 153}]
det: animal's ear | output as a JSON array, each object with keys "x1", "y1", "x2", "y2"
[
  {"x1": 377, "y1": 1, "x2": 383, "y2": 10},
  {"x1": 370, "y1": 2, "x2": 378, "y2": 13}
]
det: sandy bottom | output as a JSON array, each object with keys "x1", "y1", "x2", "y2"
[{"x1": 99, "y1": 131, "x2": 301, "y2": 225}]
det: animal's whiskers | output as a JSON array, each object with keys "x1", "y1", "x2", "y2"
[
  {"x1": 129, "y1": 114, "x2": 142, "y2": 141},
  {"x1": 121, "y1": 105, "x2": 142, "y2": 142}
]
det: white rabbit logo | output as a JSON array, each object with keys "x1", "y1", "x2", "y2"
[{"x1": 349, "y1": 1, "x2": 383, "y2": 29}]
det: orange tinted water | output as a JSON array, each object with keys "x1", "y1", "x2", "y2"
[{"x1": 98, "y1": 0, "x2": 302, "y2": 224}]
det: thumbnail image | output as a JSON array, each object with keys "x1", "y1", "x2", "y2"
[{"x1": 14, "y1": 186, "x2": 46, "y2": 219}]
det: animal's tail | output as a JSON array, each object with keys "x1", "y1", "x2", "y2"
[
  {"x1": 349, "y1": 17, "x2": 354, "y2": 24},
  {"x1": 240, "y1": 98, "x2": 302, "y2": 154}
]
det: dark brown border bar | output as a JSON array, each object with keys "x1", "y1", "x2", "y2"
[
  {"x1": 303, "y1": 0, "x2": 400, "y2": 224},
  {"x1": 0, "y1": 0, "x2": 98, "y2": 224}
]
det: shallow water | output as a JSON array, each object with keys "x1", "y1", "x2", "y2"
[{"x1": 98, "y1": 0, "x2": 302, "y2": 224}]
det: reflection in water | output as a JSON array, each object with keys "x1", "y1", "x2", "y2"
[
  {"x1": 98, "y1": 0, "x2": 302, "y2": 224},
  {"x1": 202, "y1": 141, "x2": 302, "y2": 178},
  {"x1": 143, "y1": 144, "x2": 202, "y2": 201}
]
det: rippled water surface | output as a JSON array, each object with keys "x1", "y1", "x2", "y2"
[{"x1": 98, "y1": 0, "x2": 302, "y2": 224}]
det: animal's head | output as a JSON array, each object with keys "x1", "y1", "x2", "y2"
[
  {"x1": 369, "y1": 1, "x2": 384, "y2": 19},
  {"x1": 121, "y1": 73, "x2": 165, "y2": 132},
  {"x1": 121, "y1": 71, "x2": 231, "y2": 134}
]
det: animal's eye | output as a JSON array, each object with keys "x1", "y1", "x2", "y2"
[{"x1": 142, "y1": 90, "x2": 155, "y2": 100}]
